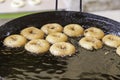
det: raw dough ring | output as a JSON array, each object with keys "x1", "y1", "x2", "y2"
[
  {"x1": 41, "y1": 23, "x2": 63, "y2": 34},
  {"x1": 0, "y1": 0, "x2": 5, "y2": 3},
  {"x1": 102, "y1": 34, "x2": 120, "y2": 48},
  {"x1": 79, "y1": 37, "x2": 103, "y2": 50},
  {"x1": 20, "y1": 27, "x2": 44, "y2": 40},
  {"x1": 25, "y1": 39, "x2": 50, "y2": 54},
  {"x1": 63, "y1": 24, "x2": 84, "y2": 37},
  {"x1": 11, "y1": 0, "x2": 25, "y2": 8},
  {"x1": 84, "y1": 27, "x2": 105, "y2": 39},
  {"x1": 28, "y1": 0, "x2": 41, "y2": 5},
  {"x1": 46, "y1": 32, "x2": 68, "y2": 44},
  {"x1": 50, "y1": 42, "x2": 76, "y2": 56},
  {"x1": 3, "y1": 34, "x2": 27, "y2": 48}
]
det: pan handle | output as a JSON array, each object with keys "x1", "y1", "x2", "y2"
[{"x1": 55, "y1": 0, "x2": 82, "y2": 12}]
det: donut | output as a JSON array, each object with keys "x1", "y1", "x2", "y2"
[
  {"x1": 11, "y1": 0, "x2": 25, "y2": 8},
  {"x1": 3, "y1": 34, "x2": 27, "y2": 48},
  {"x1": 0, "y1": 0, "x2": 5, "y2": 3},
  {"x1": 63, "y1": 24, "x2": 84, "y2": 37},
  {"x1": 50, "y1": 42, "x2": 76, "y2": 56},
  {"x1": 79, "y1": 37, "x2": 103, "y2": 50},
  {"x1": 41, "y1": 23, "x2": 63, "y2": 34},
  {"x1": 102, "y1": 34, "x2": 120, "y2": 48},
  {"x1": 21, "y1": 27, "x2": 44, "y2": 40},
  {"x1": 28, "y1": 0, "x2": 41, "y2": 5},
  {"x1": 46, "y1": 32, "x2": 68, "y2": 44},
  {"x1": 116, "y1": 46, "x2": 120, "y2": 56},
  {"x1": 25, "y1": 39, "x2": 50, "y2": 54},
  {"x1": 84, "y1": 27, "x2": 105, "y2": 39}
]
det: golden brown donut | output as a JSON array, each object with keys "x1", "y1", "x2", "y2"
[
  {"x1": 102, "y1": 34, "x2": 120, "y2": 48},
  {"x1": 50, "y1": 42, "x2": 76, "y2": 56},
  {"x1": 79, "y1": 37, "x2": 103, "y2": 50},
  {"x1": 3, "y1": 34, "x2": 27, "y2": 48},
  {"x1": 46, "y1": 32, "x2": 68, "y2": 44},
  {"x1": 21, "y1": 27, "x2": 44, "y2": 40},
  {"x1": 84, "y1": 27, "x2": 105, "y2": 39},
  {"x1": 116, "y1": 46, "x2": 120, "y2": 56},
  {"x1": 41, "y1": 23, "x2": 63, "y2": 34},
  {"x1": 63, "y1": 24, "x2": 84, "y2": 37},
  {"x1": 25, "y1": 39, "x2": 50, "y2": 54}
]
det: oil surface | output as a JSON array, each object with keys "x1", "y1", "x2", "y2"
[
  {"x1": 0, "y1": 11, "x2": 120, "y2": 80},
  {"x1": 0, "y1": 37, "x2": 120, "y2": 80}
]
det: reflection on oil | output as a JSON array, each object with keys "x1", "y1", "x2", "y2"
[{"x1": 0, "y1": 37, "x2": 120, "y2": 80}]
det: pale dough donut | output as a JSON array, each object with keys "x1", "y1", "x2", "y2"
[
  {"x1": 28, "y1": 0, "x2": 41, "y2": 5},
  {"x1": 79, "y1": 37, "x2": 103, "y2": 50},
  {"x1": 46, "y1": 32, "x2": 68, "y2": 44},
  {"x1": 50, "y1": 42, "x2": 76, "y2": 56},
  {"x1": 25, "y1": 39, "x2": 50, "y2": 54},
  {"x1": 116, "y1": 46, "x2": 120, "y2": 56},
  {"x1": 102, "y1": 34, "x2": 120, "y2": 48},
  {"x1": 21, "y1": 27, "x2": 44, "y2": 40},
  {"x1": 0, "y1": 0, "x2": 5, "y2": 3},
  {"x1": 84, "y1": 27, "x2": 105, "y2": 39},
  {"x1": 41, "y1": 23, "x2": 63, "y2": 34},
  {"x1": 63, "y1": 24, "x2": 84, "y2": 37},
  {"x1": 4, "y1": 34, "x2": 27, "y2": 48},
  {"x1": 11, "y1": 0, "x2": 25, "y2": 8}
]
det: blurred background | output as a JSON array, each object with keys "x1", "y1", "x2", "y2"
[
  {"x1": 69, "y1": 0, "x2": 120, "y2": 11},
  {"x1": 0, "y1": 0, "x2": 120, "y2": 24}
]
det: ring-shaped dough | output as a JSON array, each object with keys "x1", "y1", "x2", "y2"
[
  {"x1": 25, "y1": 39, "x2": 50, "y2": 54},
  {"x1": 79, "y1": 37, "x2": 103, "y2": 50},
  {"x1": 0, "y1": 0, "x2": 5, "y2": 3},
  {"x1": 28, "y1": 0, "x2": 41, "y2": 5},
  {"x1": 63, "y1": 24, "x2": 84, "y2": 37},
  {"x1": 50, "y1": 42, "x2": 76, "y2": 56},
  {"x1": 102, "y1": 34, "x2": 120, "y2": 48},
  {"x1": 41, "y1": 23, "x2": 63, "y2": 34},
  {"x1": 46, "y1": 32, "x2": 68, "y2": 44},
  {"x1": 84, "y1": 27, "x2": 105, "y2": 39},
  {"x1": 20, "y1": 27, "x2": 44, "y2": 40},
  {"x1": 3, "y1": 34, "x2": 27, "y2": 48},
  {"x1": 11, "y1": 0, "x2": 25, "y2": 8}
]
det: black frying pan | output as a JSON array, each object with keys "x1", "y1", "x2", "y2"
[{"x1": 0, "y1": 11, "x2": 120, "y2": 80}]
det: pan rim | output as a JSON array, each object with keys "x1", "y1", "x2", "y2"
[{"x1": 0, "y1": 11, "x2": 120, "y2": 27}]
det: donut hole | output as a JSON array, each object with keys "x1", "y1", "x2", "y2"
[
  {"x1": 49, "y1": 26, "x2": 55, "y2": 30},
  {"x1": 57, "y1": 45, "x2": 67, "y2": 50},
  {"x1": 71, "y1": 27, "x2": 75, "y2": 31},
  {"x1": 84, "y1": 30, "x2": 88, "y2": 33},
  {"x1": 29, "y1": 30, "x2": 36, "y2": 34},
  {"x1": 85, "y1": 29, "x2": 95, "y2": 33},
  {"x1": 108, "y1": 37, "x2": 116, "y2": 41},
  {"x1": 89, "y1": 29, "x2": 94, "y2": 32},
  {"x1": 30, "y1": 42, "x2": 37, "y2": 45},
  {"x1": 70, "y1": 27, "x2": 75, "y2": 31},
  {"x1": 36, "y1": 42, "x2": 43, "y2": 46},
  {"x1": 86, "y1": 39, "x2": 95, "y2": 43},
  {"x1": 30, "y1": 42, "x2": 42, "y2": 46},
  {"x1": 52, "y1": 34, "x2": 60, "y2": 38},
  {"x1": 86, "y1": 39, "x2": 91, "y2": 42},
  {"x1": 11, "y1": 37, "x2": 17, "y2": 41}
]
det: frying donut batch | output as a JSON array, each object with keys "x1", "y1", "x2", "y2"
[{"x1": 3, "y1": 23, "x2": 120, "y2": 56}]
